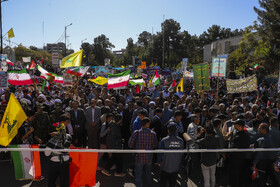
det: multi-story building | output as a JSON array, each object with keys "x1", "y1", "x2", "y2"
[
  {"x1": 203, "y1": 35, "x2": 242, "y2": 63},
  {"x1": 44, "y1": 42, "x2": 66, "y2": 53}
]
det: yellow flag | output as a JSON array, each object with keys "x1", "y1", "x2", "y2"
[
  {"x1": 149, "y1": 74, "x2": 154, "y2": 83},
  {"x1": 176, "y1": 78, "x2": 184, "y2": 92},
  {"x1": 0, "y1": 93, "x2": 27, "y2": 146},
  {"x1": 8, "y1": 28, "x2": 15, "y2": 39},
  {"x1": 60, "y1": 49, "x2": 83, "y2": 68},
  {"x1": 88, "y1": 76, "x2": 108, "y2": 85}
]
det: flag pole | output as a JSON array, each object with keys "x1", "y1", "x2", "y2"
[{"x1": 216, "y1": 58, "x2": 220, "y2": 101}]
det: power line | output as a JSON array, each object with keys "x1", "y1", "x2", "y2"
[{"x1": 55, "y1": 30, "x2": 65, "y2": 43}]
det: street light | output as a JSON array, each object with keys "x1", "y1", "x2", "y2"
[
  {"x1": 81, "y1": 38, "x2": 87, "y2": 45},
  {"x1": 64, "y1": 23, "x2": 72, "y2": 56},
  {"x1": 0, "y1": 0, "x2": 8, "y2": 54}
]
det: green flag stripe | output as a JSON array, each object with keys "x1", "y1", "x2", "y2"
[
  {"x1": 108, "y1": 70, "x2": 131, "y2": 78},
  {"x1": 10, "y1": 145, "x2": 25, "y2": 179}
]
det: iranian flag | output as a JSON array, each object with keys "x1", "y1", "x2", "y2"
[
  {"x1": 10, "y1": 145, "x2": 41, "y2": 180},
  {"x1": 67, "y1": 66, "x2": 90, "y2": 77},
  {"x1": 8, "y1": 70, "x2": 33, "y2": 85},
  {"x1": 52, "y1": 73, "x2": 63, "y2": 84},
  {"x1": 107, "y1": 70, "x2": 130, "y2": 89},
  {"x1": 254, "y1": 64, "x2": 260, "y2": 69},
  {"x1": 151, "y1": 70, "x2": 160, "y2": 86},
  {"x1": 6, "y1": 58, "x2": 14, "y2": 66},
  {"x1": 37, "y1": 65, "x2": 55, "y2": 82}
]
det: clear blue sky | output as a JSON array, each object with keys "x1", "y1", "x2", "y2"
[{"x1": 3, "y1": 0, "x2": 260, "y2": 51}]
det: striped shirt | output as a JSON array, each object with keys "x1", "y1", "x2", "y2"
[{"x1": 128, "y1": 128, "x2": 158, "y2": 164}]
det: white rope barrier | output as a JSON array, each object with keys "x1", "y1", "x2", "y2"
[{"x1": 1, "y1": 148, "x2": 280, "y2": 153}]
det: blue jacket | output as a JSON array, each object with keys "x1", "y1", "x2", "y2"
[
  {"x1": 132, "y1": 116, "x2": 142, "y2": 132},
  {"x1": 158, "y1": 134, "x2": 184, "y2": 173}
]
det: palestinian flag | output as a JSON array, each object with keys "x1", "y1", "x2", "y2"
[
  {"x1": 67, "y1": 66, "x2": 90, "y2": 77},
  {"x1": 168, "y1": 80, "x2": 177, "y2": 91},
  {"x1": 10, "y1": 145, "x2": 41, "y2": 180},
  {"x1": 151, "y1": 70, "x2": 160, "y2": 86},
  {"x1": 107, "y1": 70, "x2": 130, "y2": 89},
  {"x1": 6, "y1": 58, "x2": 14, "y2": 66},
  {"x1": 28, "y1": 59, "x2": 36, "y2": 70},
  {"x1": 8, "y1": 70, "x2": 33, "y2": 85},
  {"x1": 36, "y1": 65, "x2": 55, "y2": 82}
]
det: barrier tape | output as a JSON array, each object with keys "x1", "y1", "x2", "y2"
[{"x1": 0, "y1": 148, "x2": 280, "y2": 153}]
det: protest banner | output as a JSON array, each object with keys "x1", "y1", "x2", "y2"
[
  {"x1": 0, "y1": 71, "x2": 8, "y2": 88},
  {"x1": 212, "y1": 57, "x2": 226, "y2": 77},
  {"x1": 226, "y1": 75, "x2": 258, "y2": 93},
  {"x1": 193, "y1": 63, "x2": 210, "y2": 91},
  {"x1": 181, "y1": 58, "x2": 188, "y2": 72},
  {"x1": 63, "y1": 72, "x2": 73, "y2": 86}
]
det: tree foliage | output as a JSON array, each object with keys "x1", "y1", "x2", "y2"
[{"x1": 15, "y1": 45, "x2": 52, "y2": 64}]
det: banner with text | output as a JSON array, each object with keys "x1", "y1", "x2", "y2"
[
  {"x1": 226, "y1": 75, "x2": 257, "y2": 93},
  {"x1": 212, "y1": 57, "x2": 226, "y2": 77},
  {"x1": 63, "y1": 72, "x2": 73, "y2": 86},
  {"x1": 193, "y1": 63, "x2": 210, "y2": 91}
]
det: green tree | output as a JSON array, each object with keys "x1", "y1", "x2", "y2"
[
  {"x1": 92, "y1": 34, "x2": 115, "y2": 65},
  {"x1": 123, "y1": 38, "x2": 137, "y2": 66},
  {"x1": 138, "y1": 31, "x2": 152, "y2": 47},
  {"x1": 229, "y1": 23, "x2": 272, "y2": 74},
  {"x1": 162, "y1": 19, "x2": 182, "y2": 67},
  {"x1": 81, "y1": 42, "x2": 93, "y2": 65},
  {"x1": 15, "y1": 45, "x2": 52, "y2": 65},
  {"x1": 254, "y1": 0, "x2": 280, "y2": 68}
]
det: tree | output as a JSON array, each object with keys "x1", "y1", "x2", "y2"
[
  {"x1": 137, "y1": 31, "x2": 152, "y2": 47},
  {"x1": 229, "y1": 23, "x2": 272, "y2": 74},
  {"x1": 15, "y1": 45, "x2": 52, "y2": 65},
  {"x1": 123, "y1": 38, "x2": 137, "y2": 66},
  {"x1": 92, "y1": 34, "x2": 115, "y2": 65},
  {"x1": 254, "y1": 0, "x2": 280, "y2": 68},
  {"x1": 81, "y1": 42, "x2": 93, "y2": 65},
  {"x1": 161, "y1": 19, "x2": 182, "y2": 67}
]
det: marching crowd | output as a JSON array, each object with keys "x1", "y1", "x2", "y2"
[{"x1": 1, "y1": 75, "x2": 280, "y2": 187}]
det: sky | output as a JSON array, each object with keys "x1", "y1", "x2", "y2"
[{"x1": 2, "y1": 0, "x2": 260, "y2": 51}]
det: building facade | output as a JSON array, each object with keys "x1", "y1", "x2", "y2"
[
  {"x1": 45, "y1": 42, "x2": 66, "y2": 53},
  {"x1": 203, "y1": 35, "x2": 242, "y2": 63}
]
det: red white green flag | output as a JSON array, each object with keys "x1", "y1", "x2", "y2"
[
  {"x1": 36, "y1": 65, "x2": 55, "y2": 82},
  {"x1": 107, "y1": 70, "x2": 131, "y2": 89},
  {"x1": 10, "y1": 145, "x2": 42, "y2": 180},
  {"x1": 254, "y1": 64, "x2": 260, "y2": 69},
  {"x1": 28, "y1": 59, "x2": 36, "y2": 70},
  {"x1": 67, "y1": 66, "x2": 90, "y2": 77},
  {"x1": 52, "y1": 73, "x2": 63, "y2": 84},
  {"x1": 6, "y1": 58, "x2": 14, "y2": 66},
  {"x1": 151, "y1": 70, "x2": 160, "y2": 86},
  {"x1": 8, "y1": 70, "x2": 33, "y2": 85}
]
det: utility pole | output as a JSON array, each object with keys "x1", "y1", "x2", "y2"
[
  {"x1": 64, "y1": 23, "x2": 72, "y2": 56},
  {"x1": 162, "y1": 15, "x2": 165, "y2": 68},
  {"x1": 0, "y1": 0, "x2": 8, "y2": 54}
]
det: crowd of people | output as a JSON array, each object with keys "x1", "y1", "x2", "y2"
[{"x1": 1, "y1": 74, "x2": 280, "y2": 187}]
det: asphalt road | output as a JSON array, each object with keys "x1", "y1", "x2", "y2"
[{"x1": 0, "y1": 152, "x2": 197, "y2": 187}]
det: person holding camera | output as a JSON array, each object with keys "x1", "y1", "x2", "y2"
[{"x1": 45, "y1": 114, "x2": 72, "y2": 187}]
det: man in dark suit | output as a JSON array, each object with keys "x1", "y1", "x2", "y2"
[
  {"x1": 122, "y1": 101, "x2": 134, "y2": 148},
  {"x1": 85, "y1": 99, "x2": 101, "y2": 148},
  {"x1": 150, "y1": 108, "x2": 163, "y2": 140},
  {"x1": 69, "y1": 100, "x2": 86, "y2": 147}
]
